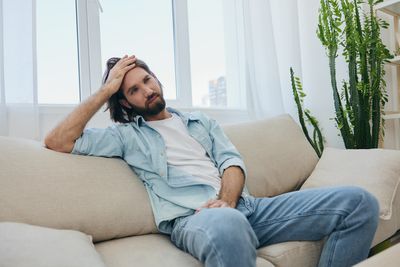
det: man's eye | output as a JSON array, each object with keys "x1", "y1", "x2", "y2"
[{"x1": 144, "y1": 77, "x2": 150, "y2": 83}]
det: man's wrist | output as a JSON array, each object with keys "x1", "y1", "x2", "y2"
[{"x1": 217, "y1": 195, "x2": 238, "y2": 208}]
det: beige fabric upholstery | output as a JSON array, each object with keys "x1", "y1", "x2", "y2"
[
  {"x1": 0, "y1": 222, "x2": 106, "y2": 267},
  {"x1": 301, "y1": 147, "x2": 400, "y2": 246},
  {"x1": 257, "y1": 240, "x2": 324, "y2": 267},
  {"x1": 95, "y1": 234, "x2": 274, "y2": 267},
  {"x1": 302, "y1": 147, "x2": 400, "y2": 220},
  {"x1": 354, "y1": 243, "x2": 400, "y2": 267},
  {"x1": 223, "y1": 114, "x2": 319, "y2": 197},
  {"x1": 0, "y1": 136, "x2": 157, "y2": 242},
  {"x1": 1, "y1": 113, "x2": 400, "y2": 266},
  {"x1": 371, "y1": 179, "x2": 400, "y2": 246}
]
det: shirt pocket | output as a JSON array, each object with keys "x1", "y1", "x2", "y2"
[{"x1": 189, "y1": 123, "x2": 213, "y2": 155}]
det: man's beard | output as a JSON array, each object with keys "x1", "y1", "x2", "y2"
[{"x1": 129, "y1": 93, "x2": 166, "y2": 117}]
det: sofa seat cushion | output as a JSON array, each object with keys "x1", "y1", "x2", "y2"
[
  {"x1": 257, "y1": 240, "x2": 324, "y2": 267},
  {"x1": 95, "y1": 234, "x2": 274, "y2": 267},
  {"x1": 0, "y1": 222, "x2": 106, "y2": 267}
]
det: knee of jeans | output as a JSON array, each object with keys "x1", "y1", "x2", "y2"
[
  {"x1": 361, "y1": 190, "x2": 380, "y2": 220},
  {"x1": 202, "y1": 208, "x2": 253, "y2": 235},
  {"x1": 202, "y1": 208, "x2": 259, "y2": 249},
  {"x1": 342, "y1": 186, "x2": 380, "y2": 218}
]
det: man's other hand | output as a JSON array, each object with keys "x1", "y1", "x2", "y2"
[{"x1": 195, "y1": 199, "x2": 232, "y2": 213}]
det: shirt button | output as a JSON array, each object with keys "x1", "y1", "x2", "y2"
[
  {"x1": 160, "y1": 152, "x2": 164, "y2": 156},
  {"x1": 160, "y1": 172, "x2": 165, "y2": 176}
]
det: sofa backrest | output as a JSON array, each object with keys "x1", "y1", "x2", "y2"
[
  {"x1": 0, "y1": 136, "x2": 158, "y2": 243},
  {"x1": 223, "y1": 114, "x2": 319, "y2": 197},
  {"x1": 0, "y1": 113, "x2": 318, "y2": 242}
]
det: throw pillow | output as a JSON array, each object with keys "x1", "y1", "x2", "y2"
[
  {"x1": 301, "y1": 147, "x2": 400, "y2": 220},
  {"x1": 0, "y1": 222, "x2": 106, "y2": 267}
]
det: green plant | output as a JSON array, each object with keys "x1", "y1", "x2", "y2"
[
  {"x1": 317, "y1": 0, "x2": 392, "y2": 148},
  {"x1": 290, "y1": 68, "x2": 324, "y2": 157}
]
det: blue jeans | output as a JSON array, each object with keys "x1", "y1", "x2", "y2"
[{"x1": 170, "y1": 186, "x2": 379, "y2": 267}]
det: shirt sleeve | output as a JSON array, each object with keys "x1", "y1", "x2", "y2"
[
  {"x1": 202, "y1": 113, "x2": 248, "y2": 179},
  {"x1": 71, "y1": 125, "x2": 124, "y2": 158}
]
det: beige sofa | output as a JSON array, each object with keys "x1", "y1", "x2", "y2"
[{"x1": 1, "y1": 114, "x2": 399, "y2": 267}]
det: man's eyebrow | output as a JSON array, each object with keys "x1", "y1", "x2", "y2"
[
  {"x1": 126, "y1": 75, "x2": 150, "y2": 93},
  {"x1": 127, "y1": 85, "x2": 137, "y2": 94}
]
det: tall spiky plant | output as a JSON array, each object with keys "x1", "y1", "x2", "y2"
[
  {"x1": 290, "y1": 68, "x2": 325, "y2": 157},
  {"x1": 317, "y1": 0, "x2": 392, "y2": 148}
]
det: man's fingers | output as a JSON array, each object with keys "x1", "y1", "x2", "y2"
[
  {"x1": 115, "y1": 55, "x2": 135, "y2": 67},
  {"x1": 201, "y1": 199, "x2": 214, "y2": 208},
  {"x1": 119, "y1": 56, "x2": 136, "y2": 67},
  {"x1": 123, "y1": 63, "x2": 136, "y2": 72},
  {"x1": 209, "y1": 201, "x2": 227, "y2": 208}
]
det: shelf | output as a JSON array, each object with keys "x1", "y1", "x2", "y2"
[
  {"x1": 375, "y1": 0, "x2": 400, "y2": 16},
  {"x1": 383, "y1": 111, "x2": 400, "y2": 119}
]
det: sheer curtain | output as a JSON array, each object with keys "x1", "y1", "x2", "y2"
[
  {"x1": 243, "y1": 0, "x2": 285, "y2": 120},
  {"x1": 244, "y1": 0, "x2": 345, "y2": 148},
  {"x1": 0, "y1": 0, "x2": 40, "y2": 140}
]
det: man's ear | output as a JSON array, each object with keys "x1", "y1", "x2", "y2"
[{"x1": 119, "y1": 99, "x2": 132, "y2": 109}]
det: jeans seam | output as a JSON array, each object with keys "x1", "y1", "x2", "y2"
[
  {"x1": 252, "y1": 209, "x2": 350, "y2": 230},
  {"x1": 179, "y1": 226, "x2": 225, "y2": 267},
  {"x1": 325, "y1": 192, "x2": 364, "y2": 266}
]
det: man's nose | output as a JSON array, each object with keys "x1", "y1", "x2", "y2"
[{"x1": 143, "y1": 86, "x2": 154, "y2": 97}]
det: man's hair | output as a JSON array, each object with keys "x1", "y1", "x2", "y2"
[{"x1": 103, "y1": 57, "x2": 162, "y2": 123}]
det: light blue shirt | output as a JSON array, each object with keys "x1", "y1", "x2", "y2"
[{"x1": 72, "y1": 107, "x2": 249, "y2": 234}]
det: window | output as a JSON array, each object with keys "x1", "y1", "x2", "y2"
[
  {"x1": 97, "y1": 0, "x2": 246, "y2": 109},
  {"x1": 185, "y1": 0, "x2": 246, "y2": 108},
  {"x1": 188, "y1": 0, "x2": 228, "y2": 107},
  {"x1": 99, "y1": 0, "x2": 177, "y2": 100},
  {"x1": 36, "y1": 0, "x2": 80, "y2": 104},
  {"x1": 4, "y1": 0, "x2": 246, "y2": 110}
]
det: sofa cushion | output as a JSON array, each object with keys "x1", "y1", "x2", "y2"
[
  {"x1": 301, "y1": 147, "x2": 400, "y2": 220},
  {"x1": 95, "y1": 234, "x2": 274, "y2": 267},
  {"x1": 0, "y1": 136, "x2": 157, "y2": 242},
  {"x1": 0, "y1": 222, "x2": 106, "y2": 267},
  {"x1": 257, "y1": 240, "x2": 324, "y2": 267},
  {"x1": 223, "y1": 114, "x2": 319, "y2": 197}
]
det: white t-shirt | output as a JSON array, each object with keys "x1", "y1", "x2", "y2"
[{"x1": 146, "y1": 114, "x2": 221, "y2": 194}]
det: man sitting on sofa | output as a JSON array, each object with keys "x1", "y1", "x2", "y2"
[{"x1": 45, "y1": 55, "x2": 379, "y2": 267}]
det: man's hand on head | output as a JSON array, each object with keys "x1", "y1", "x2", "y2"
[
  {"x1": 103, "y1": 55, "x2": 136, "y2": 97},
  {"x1": 195, "y1": 198, "x2": 233, "y2": 213}
]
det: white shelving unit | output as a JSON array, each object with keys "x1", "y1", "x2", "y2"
[{"x1": 376, "y1": 1, "x2": 400, "y2": 148}]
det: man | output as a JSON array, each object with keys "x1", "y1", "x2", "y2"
[{"x1": 45, "y1": 55, "x2": 379, "y2": 267}]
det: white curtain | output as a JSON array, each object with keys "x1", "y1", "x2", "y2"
[
  {"x1": 243, "y1": 0, "x2": 285, "y2": 120},
  {"x1": 244, "y1": 0, "x2": 345, "y2": 148},
  {"x1": 0, "y1": 0, "x2": 40, "y2": 140}
]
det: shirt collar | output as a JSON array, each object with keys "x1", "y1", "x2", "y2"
[{"x1": 133, "y1": 107, "x2": 199, "y2": 127}]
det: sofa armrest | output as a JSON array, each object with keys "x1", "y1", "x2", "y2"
[
  {"x1": 354, "y1": 243, "x2": 400, "y2": 267},
  {"x1": 300, "y1": 147, "x2": 400, "y2": 221}
]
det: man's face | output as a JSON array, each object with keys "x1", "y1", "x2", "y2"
[{"x1": 120, "y1": 67, "x2": 166, "y2": 118}]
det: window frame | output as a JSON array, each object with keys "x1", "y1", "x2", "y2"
[{"x1": 1, "y1": 0, "x2": 249, "y2": 121}]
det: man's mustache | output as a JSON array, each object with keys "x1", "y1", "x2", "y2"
[{"x1": 145, "y1": 92, "x2": 160, "y2": 105}]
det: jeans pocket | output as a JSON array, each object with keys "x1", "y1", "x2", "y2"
[
  {"x1": 236, "y1": 196, "x2": 255, "y2": 217},
  {"x1": 171, "y1": 216, "x2": 190, "y2": 246}
]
